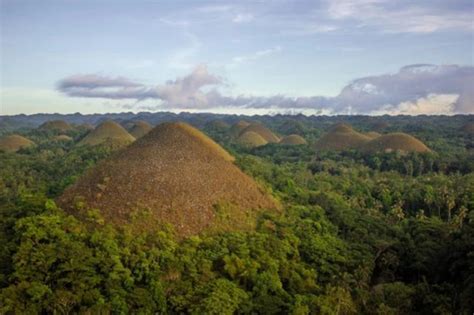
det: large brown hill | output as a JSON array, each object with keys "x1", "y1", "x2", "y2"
[
  {"x1": 0, "y1": 135, "x2": 35, "y2": 152},
  {"x1": 39, "y1": 120, "x2": 72, "y2": 132},
  {"x1": 58, "y1": 122, "x2": 277, "y2": 237},
  {"x1": 78, "y1": 121, "x2": 135, "y2": 147},
  {"x1": 239, "y1": 124, "x2": 280, "y2": 143},
  {"x1": 314, "y1": 123, "x2": 370, "y2": 151},
  {"x1": 362, "y1": 132, "x2": 431, "y2": 153},
  {"x1": 129, "y1": 121, "x2": 153, "y2": 138}
]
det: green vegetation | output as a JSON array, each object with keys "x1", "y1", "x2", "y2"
[{"x1": 0, "y1": 115, "x2": 473, "y2": 314}]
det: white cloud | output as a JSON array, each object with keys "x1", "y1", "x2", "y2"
[
  {"x1": 232, "y1": 13, "x2": 254, "y2": 23},
  {"x1": 230, "y1": 46, "x2": 282, "y2": 66},
  {"x1": 57, "y1": 64, "x2": 474, "y2": 115},
  {"x1": 326, "y1": 0, "x2": 474, "y2": 33},
  {"x1": 370, "y1": 94, "x2": 459, "y2": 115}
]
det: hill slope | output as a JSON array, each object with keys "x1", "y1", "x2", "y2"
[
  {"x1": 78, "y1": 120, "x2": 135, "y2": 147},
  {"x1": 58, "y1": 122, "x2": 277, "y2": 237},
  {"x1": 0, "y1": 135, "x2": 34, "y2": 152}
]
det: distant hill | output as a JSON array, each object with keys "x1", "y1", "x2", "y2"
[
  {"x1": 129, "y1": 121, "x2": 153, "y2": 139},
  {"x1": 362, "y1": 132, "x2": 431, "y2": 153},
  {"x1": 230, "y1": 121, "x2": 251, "y2": 137},
  {"x1": 314, "y1": 123, "x2": 371, "y2": 151},
  {"x1": 39, "y1": 120, "x2": 72, "y2": 132},
  {"x1": 206, "y1": 120, "x2": 230, "y2": 131},
  {"x1": 78, "y1": 121, "x2": 135, "y2": 147},
  {"x1": 279, "y1": 134, "x2": 307, "y2": 145},
  {"x1": 239, "y1": 124, "x2": 280, "y2": 143},
  {"x1": 237, "y1": 131, "x2": 268, "y2": 148},
  {"x1": 0, "y1": 135, "x2": 35, "y2": 152},
  {"x1": 58, "y1": 122, "x2": 278, "y2": 237}
]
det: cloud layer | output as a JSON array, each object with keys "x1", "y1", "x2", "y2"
[{"x1": 58, "y1": 64, "x2": 474, "y2": 115}]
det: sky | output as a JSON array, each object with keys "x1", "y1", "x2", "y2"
[{"x1": 1, "y1": 0, "x2": 473, "y2": 116}]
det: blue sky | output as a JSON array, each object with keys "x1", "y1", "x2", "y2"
[{"x1": 1, "y1": 0, "x2": 473, "y2": 115}]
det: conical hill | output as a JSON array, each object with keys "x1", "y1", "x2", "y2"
[
  {"x1": 237, "y1": 131, "x2": 268, "y2": 148},
  {"x1": 230, "y1": 120, "x2": 251, "y2": 137},
  {"x1": 361, "y1": 132, "x2": 431, "y2": 153},
  {"x1": 279, "y1": 134, "x2": 307, "y2": 145},
  {"x1": 239, "y1": 124, "x2": 280, "y2": 143},
  {"x1": 0, "y1": 135, "x2": 35, "y2": 152},
  {"x1": 314, "y1": 123, "x2": 370, "y2": 151},
  {"x1": 39, "y1": 120, "x2": 72, "y2": 132},
  {"x1": 129, "y1": 121, "x2": 153, "y2": 139},
  {"x1": 58, "y1": 122, "x2": 277, "y2": 237},
  {"x1": 77, "y1": 120, "x2": 135, "y2": 147}
]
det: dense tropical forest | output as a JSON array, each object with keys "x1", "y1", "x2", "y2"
[{"x1": 0, "y1": 113, "x2": 473, "y2": 314}]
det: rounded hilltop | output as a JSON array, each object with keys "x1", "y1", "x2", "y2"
[
  {"x1": 78, "y1": 120, "x2": 135, "y2": 147},
  {"x1": 239, "y1": 123, "x2": 280, "y2": 143},
  {"x1": 39, "y1": 120, "x2": 72, "y2": 132},
  {"x1": 279, "y1": 134, "x2": 307, "y2": 145},
  {"x1": 230, "y1": 120, "x2": 251, "y2": 137},
  {"x1": 0, "y1": 134, "x2": 35, "y2": 153},
  {"x1": 314, "y1": 123, "x2": 371, "y2": 151},
  {"x1": 128, "y1": 121, "x2": 153, "y2": 139},
  {"x1": 237, "y1": 131, "x2": 268, "y2": 148},
  {"x1": 58, "y1": 121, "x2": 277, "y2": 237},
  {"x1": 362, "y1": 132, "x2": 431, "y2": 153}
]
